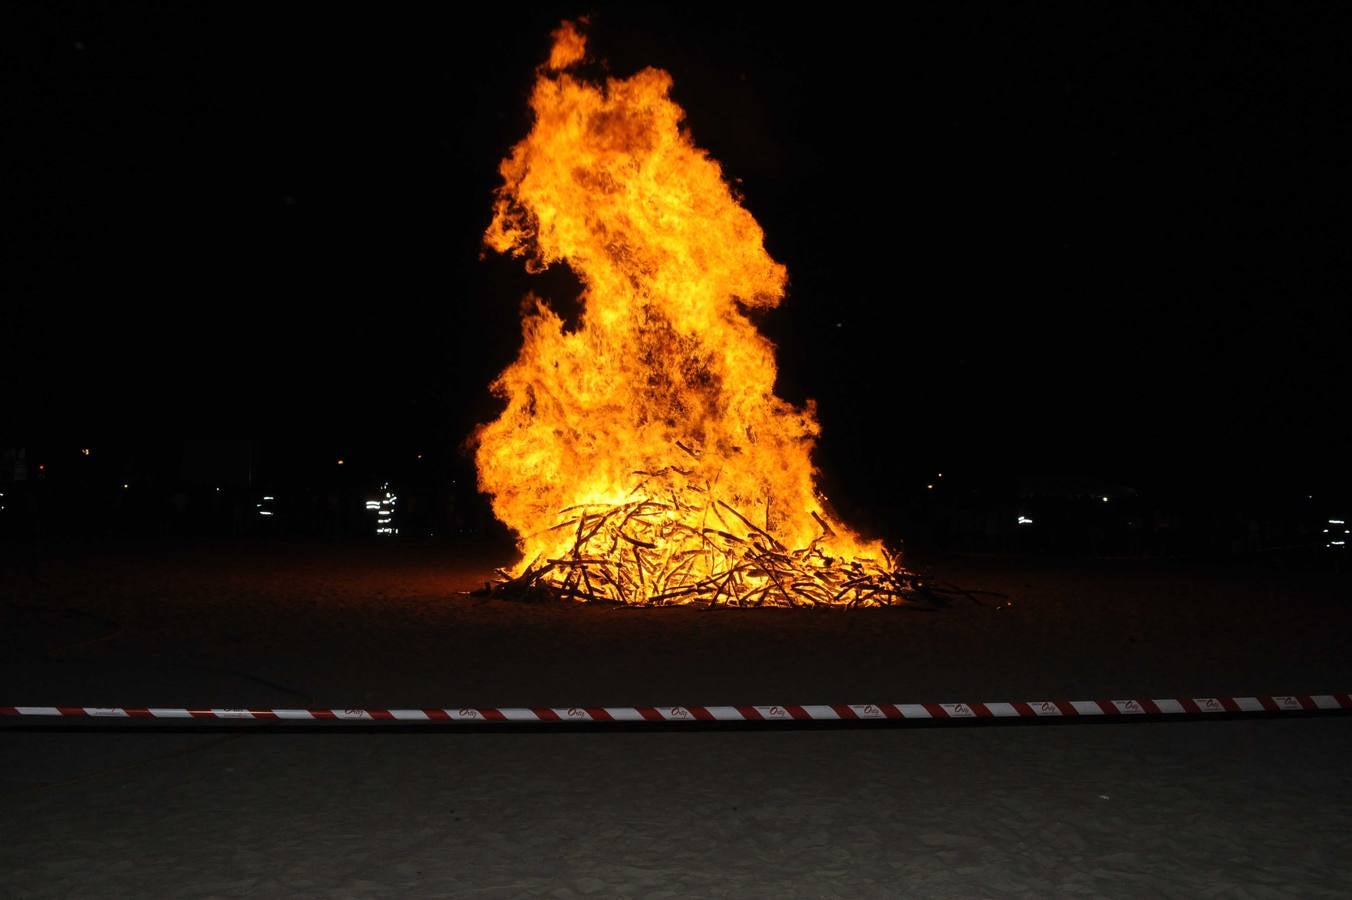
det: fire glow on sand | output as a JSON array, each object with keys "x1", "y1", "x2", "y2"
[{"x1": 474, "y1": 22, "x2": 916, "y2": 607}]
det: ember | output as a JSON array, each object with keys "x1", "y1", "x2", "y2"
[{"x1": 476, "y1": 21, "x2": 916, "y2": 606}]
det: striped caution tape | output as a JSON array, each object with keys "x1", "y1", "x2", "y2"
[{"x1": 3, "y1": 694, "x2": 1349, "y2": 723}]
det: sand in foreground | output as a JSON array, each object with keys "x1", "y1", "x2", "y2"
[
  {"x1": 3, "y1": 719, "x2": 1351, "y2": 898},
  {"x1": 2, "y1": 541, "x2": 1350, "y2": 896}
]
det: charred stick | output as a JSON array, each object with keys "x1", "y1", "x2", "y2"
[{"x1": 717, "y1": 500, "x2": 787, "y2": 551}]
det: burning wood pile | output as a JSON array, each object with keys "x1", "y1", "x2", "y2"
[
  {"x1": 474, "y1": 22, "x2": 916, "y2": 607},
  {"x1": 492, "y1": 466, "x2": 921, "y2": 607}
]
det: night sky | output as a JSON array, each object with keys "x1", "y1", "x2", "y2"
[{"x1": 8, "y1": 3, "x2": 1350, "y2": 518}]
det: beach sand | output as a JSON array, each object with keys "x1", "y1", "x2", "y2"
[{"x1": 2, "y1": 540, "x2": 1350, "y2": 897}]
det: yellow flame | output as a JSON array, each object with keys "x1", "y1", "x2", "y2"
[{"x1": 476, "y1": 21, "x2": 896, "y2": 604}]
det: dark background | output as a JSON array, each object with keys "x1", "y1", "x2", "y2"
[{"x1": 5, "y1": 2, "x2": 1349, "y2": 553}]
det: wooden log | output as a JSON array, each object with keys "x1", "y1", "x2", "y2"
[{"x1": 717, "y1": 500, "x2": 787, "y2": 551}]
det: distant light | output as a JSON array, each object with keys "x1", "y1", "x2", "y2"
[
  {"x1": 1330, "y1": 519, "x2": 1346, "y2": 525},
  {"x1": 122, "y1": 483, "x2": 129, "y2": 489},
  {"x1": 81, "y1": 448, "x2": 90, "y2": 456},
  {"x1": 936, "y1": 472, "x2": 943, "y2": 478},
  {"x1": 1102, "y1": 496, "x2": 1109, "y2": 503},
  {"x1": 259, "y1": 510, "x2": 274, "y2": 517},
  {"x1": 926, "y1": 484, "x2": 934, "y2": 490},
  {"x1": 215, "y1": 487, "x2": 221, "y2": 492},
  {"x1": 1332, "y1": 541, "x2": 1346, "y2": 546},
  {"x1": 416, "y1": 453, "x2": 423, "y2": 460},
  {"x1": 263, "y1": 496, "x2": 275, "y2": 501},
  {"x1": 38, "y1": 464, "x2": 45, "y2": 473},
  {"x1": 1017, "y1": 516, "x2": 1033, "y2": 525},
  {"x1": 337, "y1": 459, "x2": 345, "y2": 466}
]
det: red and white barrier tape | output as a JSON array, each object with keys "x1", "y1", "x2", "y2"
[{"x1": 3, "y1": 695, "x2": 1350, "y2": 723}]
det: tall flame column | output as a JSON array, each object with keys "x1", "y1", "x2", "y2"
[{"x1": 475, "y1": 22, "x2": 909, "y2": 606}]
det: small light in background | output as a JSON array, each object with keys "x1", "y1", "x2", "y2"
[
  {"x1": 1017, "y1": 516, "x2": 1033, "y2": 525},
  {"x1": 80, "y1": 448, "x2": 91, "y2": 457},
  {"x1": 122, "y1": 483, "x2": 129, "y2": 489},
  {"x1": 926, "y1": 484, "x2": 934, "y2": 490},
  {"x1": 1102, "y1": 496, "x2": 1109, "y2": 503},
  {"x1": 336, "y1": 458, "x2": 345, "y2": 466}
]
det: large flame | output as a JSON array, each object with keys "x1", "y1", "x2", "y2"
[{"x1": 475, "y1": 22, "x2": 908, "y2": 606}]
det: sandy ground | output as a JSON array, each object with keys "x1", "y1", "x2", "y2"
[{"x1": 2, "y1": 540, "x2": 1351, "y2": 897}]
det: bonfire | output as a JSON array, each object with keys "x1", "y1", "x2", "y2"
[{"x1": 474, "y1": 21, "x2": 918, "y2": 607}]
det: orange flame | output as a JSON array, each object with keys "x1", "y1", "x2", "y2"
[
  {"x1": 545, "y1": 19, "x2": 587, "y2": 71},
  {"x1": 476, "y1": 21, "x2": 903, "y2": 605}
]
